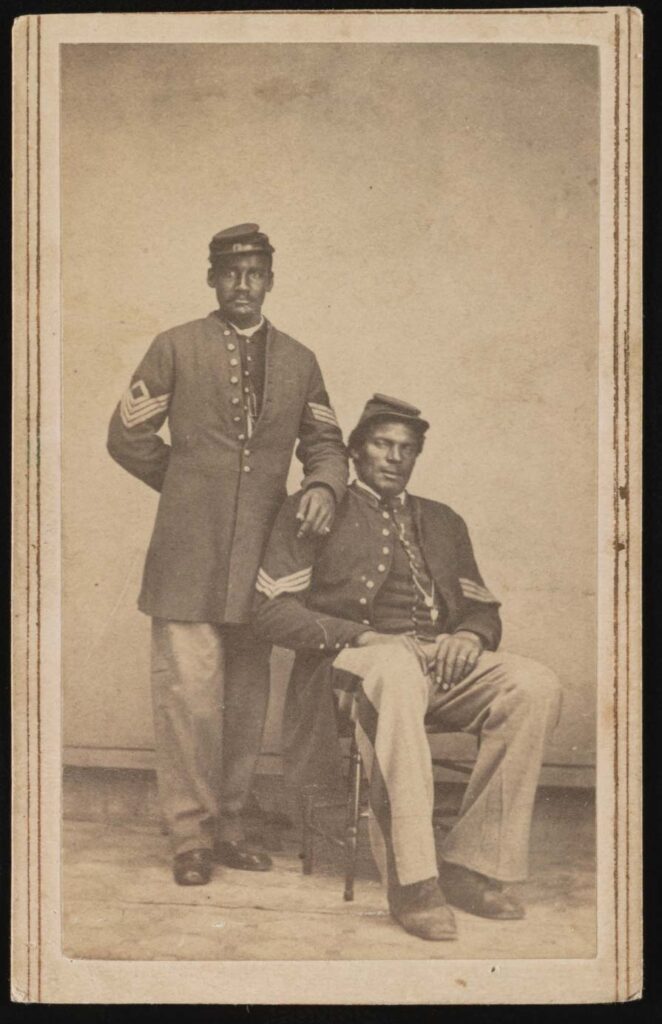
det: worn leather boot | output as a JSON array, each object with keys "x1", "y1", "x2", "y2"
[
  {"x1": 173, "y1": 848, "x2": 213, "y2": 886},
  {"x1": 213, "y1": 838, "x2": 272, "y2": 871},
  {"x1": 388, "y1": 877, "x2": 457, "y2": 941},
  {"x1": 439, "y1": 861, "x2": 525, "y2": 920}
]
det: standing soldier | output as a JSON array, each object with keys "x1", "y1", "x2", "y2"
[{"x1": 108, "y1": 224, "x2": 347, "y2": 886}]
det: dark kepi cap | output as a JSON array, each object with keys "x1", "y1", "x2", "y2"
[
  {"x1": 209, "y1": 223, "x2": 275, "y2": 262},
  {"x1": 348, "y1": 393, "x2": 430, "y2": 450}
]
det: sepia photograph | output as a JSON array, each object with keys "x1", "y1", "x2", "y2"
[{"x1": 12, "y1": 9, "x2": 641, "y2": 1005}]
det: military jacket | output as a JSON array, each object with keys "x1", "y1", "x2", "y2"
[
  {"x1": 252, "y1": 483, "x2": 502, "y2": 789},
  {"x1": 253, "y1": 482, "x2": 502, "y2": 652},
  {"x1": 107, "y1": 313, "x2": 348, "y2": 623}
]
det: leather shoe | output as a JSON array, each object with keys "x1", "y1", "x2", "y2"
[
  {"x1": 173, "y1": 848, "x2": 213, "y2": 886},
  {"x1": 440, "y1": 861, "x2": 525, "y2": 919},
  {"x1": 214, "y1": 838, "x2": 272, "y2": 872},
  {"x1": 388, "y1": 877, "x2": 457, "y2": 941}
]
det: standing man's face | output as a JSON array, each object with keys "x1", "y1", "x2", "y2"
[
  {"x1": 351, "y1": 421, "x2": 421, "y2": 498},
  {"x1": 208, "y1": 253, "x2": 274, "y2": 328}
]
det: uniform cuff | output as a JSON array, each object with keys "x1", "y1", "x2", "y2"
[
  {"x1": 302, "y1": 470, "x2": 347, "y2": 504},
  {"x1": 302, "y1": 481, "x2": 336, "y2": 499},
  {"x1": 453, "y1": 630, "x2": 484, "y2": 648},
  {"x1": 313, "y1": 619, "x2": 367, "y2": 653},
  {"x1": 454, "y1": 618, "x2": 500, "y2": 651}
]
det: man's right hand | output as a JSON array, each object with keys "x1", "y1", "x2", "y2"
[{"x1": 354, "y1": 631, "x2": 429, "y2": 675}]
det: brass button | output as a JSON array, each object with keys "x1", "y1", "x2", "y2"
[
  {"x1": 377, "y1": 564, "x2": 386, "y2": 572},
  {"x1": 230, "y1": 376, "x2": 239, "y2": 384},
  {"x1": 231, "y1": 397, "x2": 240, "y2": 405},
  {"x1": 362, "y1": 618, "x2": 370, "y2": 625},
  {"x1": 359, "y1": 597, "x2": 367, "y2": 606},
  {"x1": 227, "y1": 342, "x2": 236, "y2": 351},
  {"x1": 366, "y1": 580, "x2": 375, "y2": 589},
  {"x1": 244, "y1": 370, "x2": 250, "y2": 377},
  {"x1": 224, "y1": 330, "x2": 231, "y2": 336},
  {"x1": 233, "y1": 416, "x2": 241, "y2": 423},
  {"x1": 238, "y1": 433, "x2": 246, "y2": 441},
  {"x1": 243, "y1": 465, "x2": 251, "y2": 473},
  {"x1": 382, "y1": 547, "x2": 390, "y2": 555},
  {"x1": 382, "y1": 528, "x2": 390, "y2": 536},
  {"x1": 230, "y1": 358, "x2": 239, "y2": 367},
  {"x1": 244, "y1": 449, "x2": 251, "y2": 457},
  {"x1": 382, "y1": 511, "x2": 390, "y2": 520}
]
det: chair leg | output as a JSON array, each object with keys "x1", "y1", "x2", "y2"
[
  {"x1": 343, "y1": 739, "x2": 362, "y2": 902},
  {"x1": 301, "y1": 788, "x2": 315, "y2": 876}
]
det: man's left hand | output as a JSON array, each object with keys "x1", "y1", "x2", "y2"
[
  {"x1": 296, "y1": 486, "x2": 336, "y2": 538},
  {"x1": 432, "y1": 631, "x2": 483, "y2": 693}
]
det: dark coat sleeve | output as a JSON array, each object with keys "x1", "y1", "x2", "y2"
[
  {"x1": 253, "y1": 495, "x2": 366, "y2": 652},
  {"x1": 450, "y1": 513, "x2": 502, "y2": 651},
  {"x1": 107, "y1": 333, "x2": 174, "y2": 492},
  {"x1": 295, "y1": 356, "x2": 348, "y2": 503}
]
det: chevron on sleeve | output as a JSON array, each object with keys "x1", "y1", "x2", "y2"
[
  {"x1": 256, "y1": 566, "x2": 313, "y2": 599},
  {"x1": 120, "y1": 379, "x2": 171, "y2": 429},
  {"x1": 307, "y1": 401, "x2": 340, "y2": 429},
  {"x1": 459, "y1": 577, "x2": 500, "y2": 605}
]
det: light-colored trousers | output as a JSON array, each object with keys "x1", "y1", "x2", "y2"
[
  {"x1": 151, "y1": 619, "x2": 271, "y2": 855},
  {"x1": 332, "y1": 646, "x2": 562, "y2": 888}
]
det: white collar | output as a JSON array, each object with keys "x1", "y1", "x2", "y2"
[
  {"x1": 355, "y1": 479, "x2": 406, "y2": 505},
  {"x1": 229, "y1": 316, "x2": 265, "y2": 339}
]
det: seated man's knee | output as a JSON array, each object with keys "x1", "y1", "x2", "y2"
[
  {"x1": 369, "y1": 644, "x2": 414, "y2": 672},
  {"x1": 368, "y1": 645, "x2": 424, "y2": 695},
  {"x1": 503, "y1": 655, "x2": 562, "y2": 717}
]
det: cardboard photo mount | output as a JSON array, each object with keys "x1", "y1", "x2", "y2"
[{"x1": 12, "y1": 8, "x2": 642, "y2": 1005}]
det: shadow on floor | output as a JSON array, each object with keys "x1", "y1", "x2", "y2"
[{"x1": 62, "y1": 783, "x2": 596, "y2": 962}]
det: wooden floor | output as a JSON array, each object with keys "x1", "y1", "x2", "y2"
[{"x1": 62, "y1": 785, "x2": 596, "y2": 962}]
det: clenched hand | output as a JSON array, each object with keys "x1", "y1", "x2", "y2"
[{"x1": 296, "y1": 485, "x2": 336, "y2": 538}]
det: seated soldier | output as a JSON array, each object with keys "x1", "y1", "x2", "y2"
[{"x1": 253, "y1": 395, "x2": 562, "y2": 941}]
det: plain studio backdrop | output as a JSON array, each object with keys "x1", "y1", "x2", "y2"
[{"x1": 61, "y1": 43, "x2": 599, "y2": 775}]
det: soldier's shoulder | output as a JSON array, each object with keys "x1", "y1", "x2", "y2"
[
  {"x1": 154, "y1": 316, "x2": 211, "y2": 345},
  {"x1": 269, "y1": 324, "x2": 316, "y2": 362},
  {"x1": 275, "y1": 488, "x2": 352, "y2": 529},
  {"x1": 412, "y1": 494, "x2": 464, "y2": 525}
]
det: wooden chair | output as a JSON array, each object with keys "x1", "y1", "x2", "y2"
[{"x1": 300, "y1": 733, "x2": 473, "y2": 902}]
